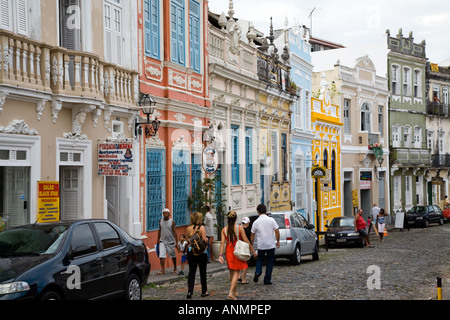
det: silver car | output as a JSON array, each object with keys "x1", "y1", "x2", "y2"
[{"x1": 250, "y1": 211, "x2": 319, "y2": 265}]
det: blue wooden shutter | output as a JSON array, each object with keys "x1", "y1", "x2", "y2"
[
  {"x1": 173, "y1": 149, "x2": 190, "y2": 226},
  {"x1": 189, "y1": 0, "x2": 200, "y2": 73},
  {"x1": 245, "y1": 128, "x2": 253, "y2": 184},
  {"x1": 231, "y1": 126, "x2": 239, "y2": 185},
  {"x1": 171, "y1": 0, "x2": 185, "y2": 66},
  {"x1": 146, "y1": 149, "x2": 165, "y2": 231},
  {"x1": 144, "y1": 0, "x2": 160, "y2": 59}
]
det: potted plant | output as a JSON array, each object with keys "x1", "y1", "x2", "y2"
[{"x1": 368, "y1": 143, "x2": 384, "y2": 161}]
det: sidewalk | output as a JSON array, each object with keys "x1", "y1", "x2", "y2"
[{"x1": 145, "y1": 260, "x2": 228, "y2": 286}]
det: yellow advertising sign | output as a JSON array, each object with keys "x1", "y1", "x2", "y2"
[
  {"x1": 352, "y1": 190, "x2": 359, "y2": 207},
  {"x1": 37, "y1": 181, "x2": 60, "y2": 223}
]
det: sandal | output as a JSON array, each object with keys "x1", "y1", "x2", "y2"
[
  {"x1": 201, "y1": 292, "x2": 210, "y2": 297},
  {"x1": 228, "y1": 295, "x2": 238, "y2": 300},
  {"x1": 240, "y1": 281, "x2": 249, "y2": 284},
  {"x1": 156, "y1": 271, "x2": 165, "y2": 275}
]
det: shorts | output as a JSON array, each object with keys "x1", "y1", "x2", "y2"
[
  {"x1": 159, "y1": 242, "x2": 176, "y2": 258},
  {"x1": 181, "y1": 254, "x2": 187, "y2": 263},
  {"x1": 358, "y1": 228, "x2": 368, "y2": 238}
]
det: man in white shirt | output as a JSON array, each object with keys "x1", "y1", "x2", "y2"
[
  {"x1": 251, "y1": 204, "x2": 280, "y2": 285},
  {"x1": 204, "y1": 206, "x2": 214, "y2": 262}
]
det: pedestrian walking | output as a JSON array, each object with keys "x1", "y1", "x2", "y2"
[
  {"x1": 238, "y1": 217, "x2": 252, "y2": 284},
  {"x1": 218, "y1": 211, "x2": 256, "y2": 300},
  {"x1": 354, "y1": 209, "x2": 373, "y2": 248},
  {"x1": 204, "y1": 205, "x2": 214, "y2": 262},
  {"x1": 251, "y1": 204, "x2": 280, "y2": 285},
  {"x1": 156, "y1": 208, "x2": 178, "y2": 275},
  {"x1": 376, "y1": 209, "x2": 387, "y2": 242},
  {"x1": 177, "y1": 234, "x2": 188, "y2": 275},
  {"x1": 186, "y1": 211, "x2": 209, "y2": 299}
]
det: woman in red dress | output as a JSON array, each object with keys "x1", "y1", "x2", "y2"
[{"x1": 219, "y1": 210, "x2": 256, "y2": 300}]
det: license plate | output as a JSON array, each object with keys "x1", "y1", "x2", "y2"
[{"x1": 336, "y1": 239, "x2": 347, "y2": 243}]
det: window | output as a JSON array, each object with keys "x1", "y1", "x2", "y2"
[
  {"x1": 427, "y1": 130, "x2": 434, "y2": 153},
  {"x1": 361, "y1": 102, "x2": 371, "y2": 132},
  {"x1": 305, "y1": 91, "x2": 310, "y2": 129},
  {"x1": 171, "y1": 0, "x2": 185, "y2": 66},
  {"x1": 403, "y1": 67, "x2": 411, "y2": 96},
  {"x1": 144, "y1": 0, "x2": 160, "y2": 59},
  {"x1": 393, "y1": 176, "x2": 401, "y2": 205},
  {"x1": 413, "y1": 69, "x2": 421, "y2": 98},
  {"x1": 295, "y1": 154, "x2": 305, "y2": 210},
  {"x1": 271, "y1": 131, "x2": 278, "y2": 181},
  {"x1": 331, "y1": 150, "x2": 336, "y2": 190},
  {"x1": 231, "y1": 126, "x2": 239, "y2": 185},
  {"x1": 391, "y1": 65, "x2": 399, "y2": 95},
  {"x1": 146, "y1": 148, "x2": 165, "y2": 231},
  {"x1": 94, "y1": 222, "x2": 122, "y2": 249},
  {"x1": 414, "y1": 127, "x2": 421, "y2": 148},
  {"x1": 405, "y1": 176, "x2": 412, "y2": 205},
  {"x1": 245, "y1": 128, "x2": 253, "y2": 184},
  {"x1": 70, "y1": 224, "x2": 97, "y2": 255},
  {"x1": 323, "y1": 149, "x2": 328, "y2": 168},
  {"x1": 403, "y1": 126, "x2": 411, "y2": 148},
  {"x1": 378, "y1": 106, "x2": 383, "y2": 136},
  {"x1": 0, "y1": 0, "x2": 28, "y2": 36},
  {"x1": 104, "y1": 0, "x2": 123, "y2": 65},
  {"x1": 173, "y1": 148, "x2": 190, "y2": 226},
  {"x1": 60, "y1": 0, "x2": 81, "y2": 50},
  {"x1": 343, "y1": 99, "x2": 351, "y2": 134},
  {"x1": 281, "y1": 133, "x2": 287, "y2": 181},
  {"x1": 189, "y1": 0, "x2": 200, "y2": 72},
  {"x1": 439, "y1": 132, "x2": 444, "y2": 154},
  {"x1": 392, "y1": 126, "x2": 400, "y2": 148}
]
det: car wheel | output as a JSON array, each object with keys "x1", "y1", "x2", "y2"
[
  {"x1": 312, "y1": 242, "x2": 319, "y2": 261},
  {"x1": 40, "y1": 290, "x2": 62, "y2": 300},
  {"x1": 439, "y1": 218, "x2": 444, "y2": 225},
  {"x1": 125, "y1": 274, "x2": 142, "y2": 300},
  {"x1": 290, "y1": 245, "x2": 301, "y2": 265},
  {"x1": 424, "y1": 219, "x2": 429, "y2": 228}
]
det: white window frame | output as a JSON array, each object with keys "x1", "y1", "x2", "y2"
[
  {"x1": 414, "y1": 126, "x2": 421, "y2": 149},
  {"x1": 104, "y1": 0, "x2": 123, "y2": 66},
  {"x1": 391, "y1": 64, "x2": 400, "y2": 95},
  {"x1": 413, "y1": 69, "x2": 422, "y2": 98},
  {"x1": 403, "y1": 66, "x2": 411, "y2": 97},
  {"x1": 392, "y1": 125, "x2": 400, "y2": 148},
  {"x1": 427, "y1": 130, "x2": 434, "y2": 153},
  {"x1": 403, "y1": 126, "x2": 411, "y2": 148},
  {"x1": 0, "y1": 0, "x2": 29, "y2": 36}
]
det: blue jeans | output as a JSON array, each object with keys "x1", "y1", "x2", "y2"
[{"x1": 255, "y1": 248, "x2": 275, "y2": 284}]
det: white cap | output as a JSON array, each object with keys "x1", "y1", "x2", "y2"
[
  {"x1": 242, "y1": 217, "x2": 250, "y2": 224},
  {"x1": 163, "y1": 208, "x2": 170, "y2": 213}
]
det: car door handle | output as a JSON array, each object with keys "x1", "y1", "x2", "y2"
[{"x1": 95, "y1": 257, "x2": 103, "y2": 265}]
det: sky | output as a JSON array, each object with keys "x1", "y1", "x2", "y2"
[{"x1": 208, "y1": 0, "x2": 450, "y2": 64}]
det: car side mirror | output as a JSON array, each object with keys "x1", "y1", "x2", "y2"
[
  {"x1": 309, "y1": 224, "x2": 315, "y2": 230},
  {"x1": 325, "y1": 224, "x2": 329, "y2": 228}
]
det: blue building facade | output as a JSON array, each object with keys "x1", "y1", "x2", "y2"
[{"x1": 283, "y1": 25, "x2": 315, "y2": 223}]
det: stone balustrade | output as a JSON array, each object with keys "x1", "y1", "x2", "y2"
[{"x1": 0, "y1": 30, "x2": 138, "y2": 107}]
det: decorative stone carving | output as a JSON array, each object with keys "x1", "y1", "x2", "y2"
[
  {"x1": 0, "y1": 120, "x2": 38, "y2": 135},
  {"x1": 36, "y1": 99, "x2": 48, "y2": 121}
]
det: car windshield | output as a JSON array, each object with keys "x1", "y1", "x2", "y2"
[
  {"x1": 269, "y1": 214, "x2": 286, "y2": 229},
  {"x1": 410, "y1": 206, "x2": 427, "y2": 213},
  {"x1": 329, "y1": 218, "x2": 354, "y2": 227},
  {"x1": 0, "y1": 224, "x2": 69, "y2": 257}
]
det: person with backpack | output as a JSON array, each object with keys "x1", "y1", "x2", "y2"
[
  {"x1": 186, "y1": 211, "x2": 209, "y2": 299},
  {"x1": 218, "y1": 210, "x2": 256, "y2": 300}
]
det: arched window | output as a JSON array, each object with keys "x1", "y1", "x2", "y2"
[
  {"x1": 323, "y1": 149, "x2": 328, "y2": 169},
  {"x1": 331, "y1": 150, "x2": 336, "y2": 190}
]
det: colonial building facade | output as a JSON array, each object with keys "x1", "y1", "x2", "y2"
[
  {"x1": 387, "y1": 29, "x2": 429, "y2": 217},
  {"x1": 136, "y1": 0, "x2": 210, "y2": 264},
  {"x1": 274, "y1": 23, "x2": 314, "y2": 221},
  {"x1": 0, "y1": 0, "x2": 141, "y2": 236},
  {"x1": 425, "y1": 61, "x2": 450, "y2": 207}
]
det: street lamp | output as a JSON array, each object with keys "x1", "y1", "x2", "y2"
[
  {"x1": 135, "y1": 94, "x2": 160, "y2": 137},
  {"x1": 374, "y1": 156, "x2": 384, "y2": 180}
]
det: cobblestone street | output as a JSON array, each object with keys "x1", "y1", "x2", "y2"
[{"x1": 143, "y1": 223, "x2": 450, "y2": 300}]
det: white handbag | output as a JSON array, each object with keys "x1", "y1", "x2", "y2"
[{"x1": 233, "y1": 226, "x2": 251, "y2": 261}]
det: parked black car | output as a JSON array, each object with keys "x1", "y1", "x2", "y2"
[
  {"x1": 405, "y1": 205, "x2": 444, "y2": 228},
  {"x1": 325, "y1": 216, "x2": 363, "y2": 248},
  {"x1": 0, "y1": 220, "x2": 150, "y2": 300}
]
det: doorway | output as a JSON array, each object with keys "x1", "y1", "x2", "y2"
[
  {"x1": 1, "y1": 167, "x2": 30, "y2": 228},
  {"x1": 59, "y1": 166, "x2": 82, "y2": 220}
]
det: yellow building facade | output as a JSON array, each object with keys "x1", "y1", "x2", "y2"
[{"x1": 311, "y1": 73, "x2": 343, "y2": 231}]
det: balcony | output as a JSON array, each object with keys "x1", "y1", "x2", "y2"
[
  {"x1": 426, "y1": 101, "x2": 449, "y2": 117},
  {"x1": 431, "y1": 154, "x2": 450, "y2": 167},
  {"x1": 391, "y1": 148, "x2": 431, "y2": 167},
  {"x1": 0, "y1": 30, "x2": 138, "y2": 107}
]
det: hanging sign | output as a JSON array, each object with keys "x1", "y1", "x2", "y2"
[
  {"x1": 202, "y1": 146, "x2": 219, "y2": 174},
  {"x1": 98, "y1": 143, "x2": 135, "y2": 176},
  {"x1": 311, "y1": 166, "x2": 326, "y2": 178},
  {"x1": 37, "y1": 181, "x2": 60, "y2": 223}
]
